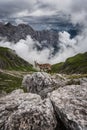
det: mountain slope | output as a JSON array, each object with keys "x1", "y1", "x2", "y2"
[
  {"x1": 0, "y1": 46, "x2": 36, "y2": 94},
  {"x1": 0, "y1": 70, "x2": 22, "y2": 93},
  {"x1": 51, "y1": 52, "x2": 87, "y2": 74},
  {"x1": 0, "y1": 47, "x2": 35, "y2": 71}
]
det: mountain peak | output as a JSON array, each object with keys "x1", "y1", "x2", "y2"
[{"x1": 5, "y1": 22, "x2": 12, "y2": 27}]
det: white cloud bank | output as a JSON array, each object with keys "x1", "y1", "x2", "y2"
[{"x1": 0, "y1": 30, "x2": 87, "y2": 65}]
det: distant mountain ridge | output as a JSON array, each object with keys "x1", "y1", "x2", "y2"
[
  {"x1": 0, "y1": 22, "x2": 79, "y2": 53},
  {"x1": 0, "y1": 22, "x2": 36, "y2": 42},
  {"x1": 0, "y1": 22, "x2": 59, "y2": 50}
]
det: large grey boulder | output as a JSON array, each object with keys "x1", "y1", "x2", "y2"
[
  {"x1": 22, "y1": 72, "x2": 60, "y2": 98},
  {"x1": 0, "y1": 90, "x2": 6, "y2": 97},
  {"x1": 0, "y1": 89, "x2": 57, "y2": 130},
  {"x1": 50, "y1": 85, "x2": 87, "y2": 130},
  {"x1": 75, "y1": 77, "x2": 87, "y2": 86}
]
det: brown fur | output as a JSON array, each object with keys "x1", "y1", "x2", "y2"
[{"x1": 34, "y1": 61, "x2": 51, "y2": 71}]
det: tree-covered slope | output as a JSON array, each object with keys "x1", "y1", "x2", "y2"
[
  {"x1": 51, "y1": 52, "x2": 87, "y2": 74},
  {"x1": 0, "y1": 47, "x2": 35, "y2": 71}
]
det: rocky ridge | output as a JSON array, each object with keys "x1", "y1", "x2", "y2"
[{"x1": 0, "y1": 22, "x2": 59, "y2": 50}]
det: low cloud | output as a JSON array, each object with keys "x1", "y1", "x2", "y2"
[
  {"x1": 15, "y1": 18, "x2": 28, "y2": 25},
  {"x1": 0, "y1": 0, "x2": 87, "y2": 65},
  {"x1": 0, "y1": 30, "x2": 87, "y2": 65}
]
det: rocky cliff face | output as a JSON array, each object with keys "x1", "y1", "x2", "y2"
[
  {"x1": 0, "y1": 23, "x2": 37, "y2": 43},
  {"x1": 0, "y1": 22, "x2": 59, "y2": 50}
]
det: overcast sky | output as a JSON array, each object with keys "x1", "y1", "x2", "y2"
[
  {"x1": 0, "y1": 0, "x2": 87, "y2": 64},
  {"x1": 0, "y1": 0, "x2": 87, "y2": 19}
]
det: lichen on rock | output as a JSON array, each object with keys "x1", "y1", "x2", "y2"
[
  {"x1": 0, "y1": 89, "x2": 57, "y2": 130},
  {"x1": 22, "y1": 72, "x2": 61, "y2": 98},
  {"x1": 50, "y1": 85, "x2": 87, "y2": 130}
]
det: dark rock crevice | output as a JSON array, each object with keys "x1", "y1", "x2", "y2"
[
  {"x1": 51, "y1": 101, "x2": 67, "y2": 130},
  {"x1": 50, "y1": 85, "x2": 87, "y2": 130},
  {"x1": 55, "y1": 111, "x2": 67, "y2": 130},
  {"x1": 53, "y1": 104, "x2": 80, "y2": 130}
]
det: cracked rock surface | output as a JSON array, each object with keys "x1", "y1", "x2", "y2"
[
  {"x1": 50, "y1": 85, "x2": 87, "y2": 130},
  {"x1": 22, "y1": 72, "x2": 64, "y2": 98},
  {"x1": 0, "y1": 89, "x2": 57, "y2": 130}
]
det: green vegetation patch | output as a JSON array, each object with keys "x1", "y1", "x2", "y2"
[
  {"x1": 51, "y1": 52, "x2": 87, "y2": 74},
  {"x1": 51, "y1": 62, "x2": 64, "y2": 73},
  {"x1": 67, "y1": 74, "x2": 87, "y2": 79},
  {"x1": 0, "y1": 47, "x2": 36, "y2": 72},
  {"x1": 0, "y1": 71, "x2": 23, "y2": 93}
]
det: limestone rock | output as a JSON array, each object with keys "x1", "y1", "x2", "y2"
[
  {"x1": 65, "y1": 77, "x2": 87, "y2": 86},
  {"x1": 0, "y1": 90, "x2": 6, "y2": 97},
  {"x1": 78, "y1": 78, "x2": 87, "y2": 86},
  {"x1": 0, "y1": 89, "x2": 57, "y2": 130},
  {"x1": 50, "y1": 85, "x2": 87, "y2": 130},
  {"x1": 22, "y1": 72, "x2": 59, "y2": 98}
]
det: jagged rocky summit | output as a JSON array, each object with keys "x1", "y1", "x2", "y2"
[
  {"x1": 0, "y1": 22, "x2": 59, "y2": 51},
  {"x1": 0, "y1": 22, "x2": 80, "y2": 53},
  {"x1": 0, "y1": 72, "x2": 87, "y2": 130}
]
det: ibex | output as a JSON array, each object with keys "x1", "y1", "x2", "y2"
[{"x1": 34, "y1": 61, "x2": 51, "y2": 72}]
